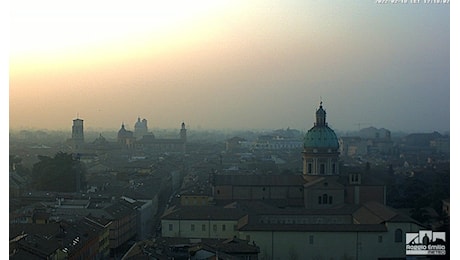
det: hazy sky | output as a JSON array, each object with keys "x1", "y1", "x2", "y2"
[{"x1": 9, "y1": 0, "x2": 450, "y2": 133}]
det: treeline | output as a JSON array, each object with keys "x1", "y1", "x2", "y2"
[
  {"x1": 386, "y1": 167, "x2": 449, "y2": 219},
  {"x1": 31, "y1": 152, "x2": 86, "y2": 192}
]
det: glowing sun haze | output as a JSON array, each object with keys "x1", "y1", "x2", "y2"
[{"x1": 9, "y1": 1, "x2": 449, "y2": 133}]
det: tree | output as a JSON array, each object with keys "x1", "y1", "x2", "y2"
[{"x1": 31, "y1": 152, "x2": 86, "y2": 192}]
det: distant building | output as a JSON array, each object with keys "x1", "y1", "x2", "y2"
[
  {"x1": 430, "y1": 137, "x2": 450, "y2": 155},
  {"x1": 136, "y1": 121, "x2": 187, "y2": 154},
  {"x1": 302, "y1": 102, "x2": 340, "y2": 176},
  {"x1": 339, "y1": 136, "x2": 369, "y2": 158},
  {"x1": 161, "y1": 206, "x2": 247, "y2": 239},
  {"x1": 68, "y1": 118, "x2": 85, "y2": 151},
  {"x1": 180, "y1": 122, "x2": 187, "y2": 143},
  {"x1": 117, "y1": 123, "x2": 136, "y2": 149},
  {"x1": 238, "y1": 201, "x2": 425, "y2": 260},
  {"x1": 72, "y1": 118, "x2": 84, "y2": 143},
  {"x1": 226, "y1": 136, "x2": 247, "y2": 152},
  {"x1": 134, "y1": 117, "x2": 149, "y2": 139},
  {"x1": 358, "y1": 127, "x2": 391, "y2": 140},
  {"x1": 252, "y1": 135, "x2": 303, "y2": 151},
  {"x1": 339, "y1": 127, "x2": 395, "y2": 159},
  {"x1": 117, "y1": 119, "x2": 187, "y2": 153}
]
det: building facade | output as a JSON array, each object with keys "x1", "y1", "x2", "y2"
[
  {"x1": 134, "y1": 117, "x2": 149, "y2": 139},
  {"x1": 161, "y1": 206, "x2": 247, "y2": 239},
  {"x1": 118, "y1": 120, "x2": 187, "y2": 153},
  {"x1": 238, "y1": 202, "x2": 424, "y2": 260}
]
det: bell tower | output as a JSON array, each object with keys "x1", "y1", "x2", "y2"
[
  {"x1": 71, "y1": 117, "x2": 84, "y2": 151},
  {"x1": 180, "y1": 122, "x2": 187, "y2": 142}
]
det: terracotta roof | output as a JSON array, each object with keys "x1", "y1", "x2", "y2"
[
  {"x1": 214, "y1": 174, "x2": 305, "y2": 186},
  {"x1": 201, "y1": 237, "x2": 260, "y2": 254},
  {"x1": 353, "y1": 201, "x2": 419, "y2": 224},
  {"x1": 161, "y1": 206, "x2": 247, "y2": 221},
  {"x1": 303, "y1": 176, "x2": 344, "y2": 189},
  {"x1": 239, "y1": 223, "x2": 387, "y2": 232},
  {"x1": 228, "y1": 200, "x2": 359, "y2": 215}
]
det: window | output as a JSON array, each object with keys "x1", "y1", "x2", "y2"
[
  {"x1": 202, "y1": 224, "x2": 206, "y2": 231},
  {"x1": 322, "y1": 194, "x2": 328, "y2": 204},
  {"x1": 320, "y1": 164, "x2": 325, "y2": 174},
  {"x1": 378, "y1": 235, "x2": 383, "y2": 243},
  {"x1": 332, "y1": 163, "x2": 336, "y2": 174},
  {"x1": 328, "y1": 196, "x2": 333, "y2": 204},
  {"x1": 318, "y1": 196, "x2": 322, "y2": 204},
  {"x1": 222, "y1": 224, "x2": 226, "y2": 231},
  {"x1": 308, "y1": 163, "x2": 312, "y2": 174},
  {"x1": 395, "y1": 229, "x2": 403, "y2": 243},
  {"x1": 233, "y1": 225, "x2": 237, "y2": 231},
  {"x1": 309, "y1": 235, "x2": 314, "y2": 244},
  {"x1": 213, "y1": 224, "x2": 217, "y2": 232},
  {"x1": 168, "y1": 224, "x2": 173, "y2": 231},
  {"x1": 191, "y1": 224, "x2": 195, "y2": 231}
]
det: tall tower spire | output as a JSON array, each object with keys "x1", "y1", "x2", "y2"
[
  {"x1": 180, "y1": 122, "x2": 187, "y2": 154},
  {"x1": 180, "y1": 122, "x2": 187, "y2": 142}
]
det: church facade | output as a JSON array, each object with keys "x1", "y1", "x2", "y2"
[{"x1": 117, "y1": 119, "x2": 187, "y2": 154}]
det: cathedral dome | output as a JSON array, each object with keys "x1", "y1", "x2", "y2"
[
  {"x1": 303, "y1": 102, "x2": 339, "y2": 149},
  {"x1": 118, "y1": 123, "x2": 133, "y2": 138},
  {"x1": 304, "y1": 125, "x2": 339, "y2": 149},
  {"x1": 118, "y1": 124, "x2": 127, "y2": 135}
]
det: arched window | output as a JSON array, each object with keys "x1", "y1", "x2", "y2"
[{"x1": 395, "y1": 229, "x2": 403, "y2": 243}]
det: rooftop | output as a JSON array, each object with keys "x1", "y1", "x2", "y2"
[
  {"x1": 213, "y1": 174, "x2": 305, "y2": 186},
  {"x1": 161, "y1": 206, "x2": 247, "y2": 221}
]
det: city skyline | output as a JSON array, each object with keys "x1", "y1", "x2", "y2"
[{"x1": 9, "y1": 1, "x2": 450, "y2": 133}]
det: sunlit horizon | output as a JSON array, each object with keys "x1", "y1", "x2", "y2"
[{"x1": 9, "y1": 1, "x2": 450, "y2": 134}]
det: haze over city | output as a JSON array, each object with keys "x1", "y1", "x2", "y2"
[{"x1": 9, "y1": 1, "x2": 450, "y2": 133}]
